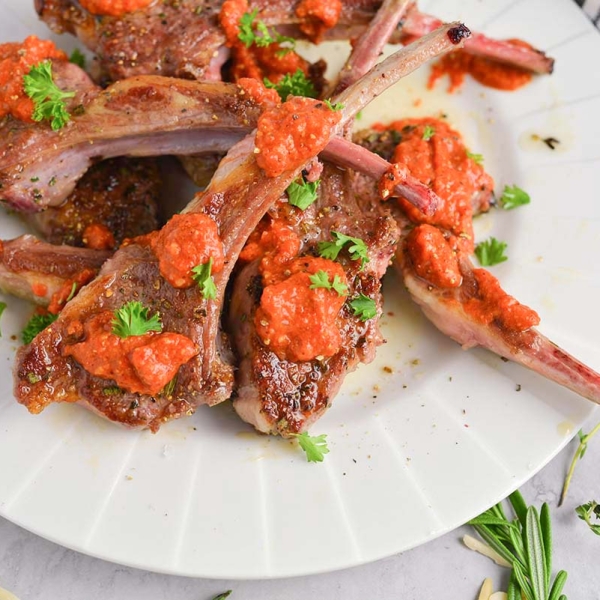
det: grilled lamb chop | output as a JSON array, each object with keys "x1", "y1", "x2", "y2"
[
  {"x1": 35, "y1": 0, "x2": 553, "y2": 82},
  {"x1": 229, "y1": 165, "x2": 399, "y2": 435},
  {"x1": 0, "y1": 235, "x2": 110, "y2": 306},
  {"x1": 14, "y1": 24, "x2": 470, "y2": 429},
  {"x1": 23, "y1": 157, "x2": 161, "y2": 248}
]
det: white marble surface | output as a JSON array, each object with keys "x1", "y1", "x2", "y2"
[{"x1": 1, "y1": 414, "x2": 599, "y2": 600}]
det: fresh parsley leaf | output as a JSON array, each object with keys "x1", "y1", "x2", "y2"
[
  {"x1": 308, "y1": 271, "x2": 347, "y2": 296},
  {"x1": 286, "y1": 177, "x2": 319, "y2": 210},
  {"x1": 318, "y1": 231, "x2": 369, "y2": 268},
  {"x1": 422, "y1": 125, "x2": 435, "y2": 141},
  {"x1": 191, "y1": 258, "x2": 217, "y2": 300},
  {"x1": 22, "y1": 312, "x2": 58, "y2": 345},
  {"x1": 112, "y1": 301, "x2": 162, "y2": 338},
  {"x1": 474, "y1": 237, "x2": 508, "y2": 267},
  {"x1": 238, "y1": 9, "x2": 295, "y2": 53},
  {"x1": 264, "y1": 68, "x2": 317, "y2": 101},
  {"x1": 499, "y1": 184, "x2": 531, "y2": 210},
  {"x1": 324, "y1": 99, "x2": 344, "y2": 111},
  {"x1": 23, "y1": 61, "x2": 75, "y2": 131},
  {"x1": 350, "y1": 294, "x2": 377, "y2": 321},
  {"x1": 466, "y1": 151, "x2": 484, "y2": 164},
  {"x1": 69, "y1": 48, "x2": 86, "y2": 69},
  {"x1": 292, "y1": 432, "x2": 330, "y2": 463},
  {"x1": 212, "y1": 591, "x2": 232, "y2": 600},
  {"x1": 0, "y1": 301, "x2": 6, "y2": 337},
  {"x1": 576, "y1": 501, "x2": 600, "y2": 535}
]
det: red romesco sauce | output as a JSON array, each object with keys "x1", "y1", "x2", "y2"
[
  {"x1": 295, "y1": 0, "x2": 342, "y2": 42},
  {"x1": 377, "y1": 118, "x2": 493, "y2": 252},
  {"x1": 78, "y1": 0, "x2": 153, "y2": 16},
  {"x1": 406, "y1": 224, "x2": 462, "y2": 288},
  {"x1": 82, "y1": 223, "x2": 116, "y2": 250},
  {"x1": 64, "y1": 312, "x2": 198, "y2": 395},
  {"x1": 0, "y1": 36, "x2": 67, "y2": 123},
  {"x1": 152, "y1": 213, "x2": 224, "y2": 289},
  {"x1": 428, "y1": 40, "x2": 534, "y2": 92},
  {"x1": 237, "y1": 78, "x2": 280, "y2": 108},
  {"x1": 255, "y1": 256, "x2": 348, "y2": 362},
  {"x1": 220, "y1": 0, "x2": 309, "y2": 83},
  {"x1": 464, "y1": 268, "x2": 540, "y2": 332},
  {"x1": 255, "y1": 97, "x2": 341, "y2": 177},
  {"x1": 48, "y1": 268, "x2": 96, "y2": 314}
]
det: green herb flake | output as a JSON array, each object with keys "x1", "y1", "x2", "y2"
[
  {"x1": 192, "y1": 257, "x2": 217, "y2": 300},
  {"x1": 23, "y1": 61, "x2": 75, "y2": 131},
  {"x1": 318, "y1": 231, "x2": 369, "y2": 268},
  {"x1": 0, "y1": 301, "x2": 6, "y2": 337},
  {"x1": 466, "y1": 151, "x2": 484, "y2": 164},
  {"x1": 286, "y1": 177, "x2": 319, "y2": 210},
  {"x1": 308, "y1": 271, "x2": 347, "y2": 296},
  {"x1": 474, "y1": 237, "x2": 508, "y2": 267},
  {"x1": 576, "y1": 501, "x2": 600, "y2": 535},
  {"x1": 69, "y1": 48, "x2": 86, "y2": 69},
  {"x1": 292, "y1": 432, "x2": 330, "y2": 463},
  {"x1": 102, "y1": 386, "x2": 122, "y2": 397},
  {"x1": 238, "y1": 9, "x2": 295, "y2": 53},
  {"x1": 212, "y1": 592, "x2": 233, "y2": 600},
  {"x1": 22, "y1": 312, "x2": 59, "y2": 345},
  {"x1": 499, "y1": 184, "x2": 531, "y2": 210},
  {"x1": 112, "y1": 301, "x2": 162, "y2": 338},
  {"x1": 350, "y1": 294, "x2": 377, "y2": 321},
  {"x1": 264, "y1": 68, "x2": 317, "y2": 101},
  {"x1": 422, "y1": 125, "x2": 435, "y2": 141},
  {"x1": 324, "y1": 99, "x2": 344, "y2": 112}
]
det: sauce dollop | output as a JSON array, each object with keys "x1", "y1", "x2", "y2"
[
  {"x1": 0, "y1": 36, "x2": 67, "y2": 123},
  {"x1": 255, "y1": 256, "x2": 348, "y2": 362},
  {"x1": 65, "y1": 312, "x2": 198, "y2": 395},
  {"x1": 428, "y1": 40, "x2": 534, "y2": 92},
  {"x1": 295, "y1": 0, "x2": 343, "y2": 42},
  {"x1": 152, "y1": 213, "x2": 224, "y2": 289},
  {"x1": 376, "y1": 117, "x2": 493, "y2": 252},
  {"x1": 255, "y1": 97, "x2": 341, "y2": 177},
  {"x1": 406, "y1": 224, "x2": 462, "y2": 288},
  {"x1": 78, "y1": 0, "x2": 153, "y2": 16}
]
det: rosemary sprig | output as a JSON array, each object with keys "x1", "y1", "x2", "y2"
[{"x1": 468, "y1": 491, "x2": 568, "y2": 600}]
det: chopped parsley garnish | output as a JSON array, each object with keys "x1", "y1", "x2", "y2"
[
  {"x1": 422, "y1": 125, "x2": 435, "y2": 141},
  {"x1": 192, "y1": 258, "x2": 217, "y2": 300},
  {"x1": 318, "y1": 231, "x2": 369, "y2": 268},
  {"x1": 212, "y1": 592, "x2": 233, "y2": 600},
  {"x1": 292, "y1": 432, "x2": 330, "y2": 463},
  {"x1": 499, "y1": 184, "x2": 530, "y2": 210},
  {"x1": 0, "y1": 301, "x2": 6, "y2": 337},
  {"x1": 349, "y1": 294, "x2": 377, "y2": 321},
  {"x1": 22, "y1": 312, "x2": 59, "y2": 345},
  {"x1": 576, "y1": 501, "x2": 600, "y2": 535},
  {"x1": 264, "y1": 69, "x2": 316, "y2": 101},
  {"x1": 466, "y1": 151, "x2": 484, "y2": 164},
  {"x1": 324, "y1": 99, "x2": 344, "y2": 112},
  {"x1": 112, "y1": 301, "x2": 162, "y2": 338},
  {"x1": 286, "y1": 177, "x2": 319, "y2": 210},
  {"x1": 308, "y1": 271, "x2": 348, "y2": 296},
  {"x1": 69, "y1": 48, "x2": 86, "y2": 69},
  {"x1": 23, "y1": 61, "x2": 75, "y2": 131},
  {"x1": 238, "y1": 9, "x2": 295, "y2": 54},
  {"x1": 474, "y1": 237, "x2": 508, "y2": 267}
]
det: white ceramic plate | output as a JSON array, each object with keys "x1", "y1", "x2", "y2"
[{"x1": 0, "y1": 0, "x2": 599, "y2": 579}]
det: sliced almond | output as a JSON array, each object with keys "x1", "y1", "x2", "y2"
[
  {"x1": 478, "y1": 578, "x2": 494, "y2": 600},
  {"x1": 463, "y1": 534, "x2": 513, "y2": 568}
]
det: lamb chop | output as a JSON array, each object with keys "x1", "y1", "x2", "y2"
[
  {"x1": 352, "y1": 121, "x2": 600, "y2": 404},
  {"x1": 22, "y1": 157, "x2": 161, "y2": 248},
  {"x1": 228, "y1": 0, "x2": 411, "y2": 436},
  {"x1": 0, "y1": 235, "x2": 110, "y2": 308},
  {"x1": 14, "y1": 23, "x2": 471, "y2": 429},
  {"x1": 34, "y1": 0, "x2": 553, "y2": 82}
]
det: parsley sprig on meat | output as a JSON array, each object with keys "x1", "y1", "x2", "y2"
[{"x1": 112, "y1": 301, "x2": 162, "y2": 338}]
